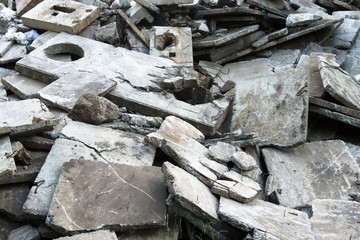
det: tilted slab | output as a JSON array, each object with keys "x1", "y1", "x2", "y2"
[
  {"x1": 21, "y1": 0, "x2": 100, "y2": 34},
  {"x1": 61, "y1": 121, "x2": 156, "y2": 166},
  {"x1": 262, "y1": 140, "x2": 360, "y2": 208},
  {"x1": 231, "y1": 68, "x2": 309, "y2": 147},
  {"x1": 0, "y1": 136, "x2": 16, "y2": 179},
  {"x1": 47, "y1": 159, "x2": 167, "y2": 235},
  {"x1": 218, "y1": 197, "x2": 314, "y2": 240},
  {"x1": 0, "y1": 99, "x2": 59, "y2": 137}
]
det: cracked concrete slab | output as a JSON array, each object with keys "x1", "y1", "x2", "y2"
[
  {"x1": 262, "y1": 140, "x2": 360, "y2": 208},
  {"x1": 23, "y1": 138, "x2": 106, "y2": 220},
  {"x1": 231, "y1": 68, "x2": 309, "y2": 147},
  {"x1": 46, "y1": 159, "x2": 167, "y2": 235},
  {"x1": 0, "y1": 136, "x2": 16, "y2": 178},
  {"x1": 61, "y1": 121, "x2": 156, "y2": 166}
]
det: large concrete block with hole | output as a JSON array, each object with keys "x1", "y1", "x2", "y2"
[
  {"x1": 150, "y1": 27, "x2": 193, "y2": 67},
  {"x1": 15, "y1": 33, "x2": 231, "y2": 135},
  {"x1": 21, "y1": 0, "x2": 100, "y2": 34}
]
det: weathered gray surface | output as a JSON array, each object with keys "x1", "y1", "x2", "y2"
[
  {"x1": 47, "y1": 159, "x2": 167, "y2": 234},
  {"x1": 29, "y1": 31, "x2": 58, "y2": 50},
  {"x1": 297, "y1": 52, "x2": 336, "y2": 97},
  {"x1": 311, "y1": 199, "x2": 360, "y2": 240},
  {"x1": 326, "y1": 16, "x2": 360, "y2": 49},
  {"x1": 39, "y1": 73, "x2": 116, "y2": 112},
  {"x1": 0, "y1": 151, "x2": 47, "y2": 185},
  {"x1": 0, "y1": 45, "x2": 26, "y2": 64},
  {"x1": 286, "y1": 13, "x2": 322, "y2": 27},
  {"x1": 162, "y1": 162, "x2": 219, "y2": 222},
  {"x1": 208, "y1": 142, "x2": 237, "y2": 164},
  {"x1": 193, "y1": 25, "x2": 259, "y2": 48},
  {"x1": 0, "y1": 39, "x2": 13, "y2": 56},
  {"x1": 150, "y1": 27, "x2": 193, "y2": 67},
  {"x1": 1, "y1": 73, "x2": 47, "y2": 99},
  {"x1": 8, "y1": 225, "x2": 40, "y2": 240},
  {"x1": 231, "y1": 68, "x2": 309, "y2": 147},
  {"x1": 62, "y1": 121, "x2": 156, "y2": 166},
  {"x1": 21, "y1": 136, "x2": 54, "y2": 150},
  {"x1": 126, "y1": 1, "x2": 154, "y2": 24},
  {"x1": 213, "y1": 58, "x2": 273, "y2": 90},
  {"x1": 218, "y1": 197, "x2": 314, "y2": 240},
  {"x1": 146, "y1": 116, "x2": 227, "y2": 186},
  {"x1": 16, "y1": 32, "x2": 230, "y2": 135},
  {"x1": 310, "y1": 105, "x2": 360, "y2": 128},
  {"x1": 55, "y1": 230, "x2": 117, "y2": 240},
  {"x1": 247, "y1": 0, "x2": 288, "y2": 17},
  {"x1": 68, "y1": 93, "x2": 120, "y2": 125},
  {"x1": 346, "y1": 142, "x2": 360, "y2": 166},
  {"x1": 303, "y1": 42, "x2": 347, "y2": 65},
  {"x1": 318, "y1": 56, "x2": 360, "y2": 110},
  {"x1": 0, "y1": 184, "x2": 30, "y2": 221},
  {"x1": 262, "y1": 140, "x2": 360, "y2": 208},
  {"x1": 23, "y1": 139, "x2": 104, "y2": 220},
  {"x1": 0, "y1": 136, "x2": 16, "y2": 177},
  {"x1": 231, "y1": 151, "x2": 257, "y2": 171},
  {"x1": 211, "y1": 180, "x2": 259, "y2": 203},
  {"x1": 95, "y1": 22, "x2": 118, "y2": 45},
  {"x1": 222, "y1": 170, "x2": 261, "y2": 191},
  {"x1": 268, "y1": 49, "x2": 301, "y2": 69},
  {"x1": 0, "y1": 99, "x2": 59, "y2": 137},
  {"x1": 252, "y1": 28, "x2": 288, "y2": 47}
]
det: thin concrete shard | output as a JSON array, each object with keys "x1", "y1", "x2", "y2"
[
  {"x1": 1, "y1": 73, "x2": 47, "y2": 99},
  {"x1": 247, "y1": 0, "x2": 289, "y2": 17},
  {"x1": 7, "y1": 225, "x2": 40, "y2": 240},
  {"x1": 0, "y1": 45, "x2": 26, "y2": 65},
  {"x1": 0, "y1": 136, "x2": 16, "y2": 178},
  {"x1": 208, "y1": 141, "x2": 237, "y2": 164},
  {"x1": 311, "y1": 199, "x2": 360, "y2": 240},
  {"x1": 252, "y1": 28, "x2": 288, "y2": 47},
  {"x1": 38, "y1": 72, "x2": 117, "y2": 112},
  {"x1": 326, "y1": 14, "x2": 360, "y2": 49},
  {"x1": 231, "y1": 68, "x2": 309, "y2": 147},
  {"x1": 146, "y1": 116, "x2": 228, "y2": 187},
  {"x1": 150, "y1": 27, "x2": 193, "y2": 67},
  {"x1": 21, "y1": 0, "x2": 100, "y2": 34},
  {"x1": 47, "y1": 159, "x2": 167, "y2": 235},
  {"x1": 262, "y1": 140, "x2": 360, "y2": 208},
  {"x1": 61, "y1": 121, "x2": 156, "y2": 166},
  {"x1": 318, "y1": 56, "x2": 360, "y2": 110},
  {"x1": 23, "y1": 139, "x2": 105, "y2": 220},
  {"x1": 0, "y1": 99, "x2": 59, "y2": 137},
  {"x1": 211, "y1": 180, "x2": 259, "y2": 203},
  {"x1": 162, "y1": 162, "x2": 219, "y2": 222},
  {"x1": 54, "y1": 230, "x2": 117, "y2": 240},
  {"x1": 286, "y1": 13, "x2": 322, "y2": 27},
  {"x1": 16, "y1": 0, "x2": 43, "y2": 17},
  {"x1": 218, "y1": 197, "x2": 314, "y2": 240}
]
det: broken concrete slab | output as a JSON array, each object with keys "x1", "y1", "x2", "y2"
[
  {"x1": 311, "y1": 199, "x2": 360, "y2": 240},
  {"x1": 302, "y1": 42, "x2": 347, "y2": 65},
  {"x1": 68, "y1": 93, "x2": 120, "y2": 125},
  {"x1": 196, "y1": 6, "x2": 266, "y2": 18},
  {"x1": 47, "y1": 159, "x2": 167, "y2": 234},
  {"x1": 211, "y1": 180, "x2": 259, "y2": 203},
  {"x1": 29, "y1": 31, "x2": 58, "y2": 50},
  {"x1": 94, "y1": 22, "x2": 118, "y2": 45},
  {"x1": 262, "y1": 140, "x2": 360, "y2": 208},
  {"x1": 21, "y1": 0, "x2": 100, "y2": 34},
  {"x1": 150, "y1": 27, "x2": 193, "y2": 67},
  {"x1": 310, "y1": 105, "x2": 360, "y2": 128},
  {"x1": 231, "y1": 68, "x2": 309, "y2": 147},
  {"x1": 23, "y1": 139, "x2": 105, "y2": 220},
  {"x1": 126, "y1": 1, "x2": 154, "y2": 24},
  {"x1": 0, "y1": 183, "x2": 30, "y2": 221},
  {"x1": 230, "y1": 150, "x2": 257, "y2": 171},
  {"x1": 318, "y1": 56, "x2": 360, "y2": 110},
  {"x1": 218, "y1": 197, "x2": 314, "y2": 240},
  {"x1": 162, "y1": 162, "x2": 219, "y2": 222},
  {"x1": 11, "y1": 141, "x2": 32, "y2": 165},
  {"x1": 222, "y1": 170, "x2": 262, "y2": 192},
  {"x1": 0, "y1": 99, "x2": 59, "y2": 137},
  {"x1": 0, "y1": 151, "x2": 47, "y2": 185},
  {"x1": 208, "y1": 141, "x2": 237, "y2": 164},
  {"x1": 54, "y1": 230, "x2": 117, "y2": 240},
  {"x1": 252, "y1": 28, "x2": 288, "y2": 47},
  {"x1": 297, "y1": 52, "x2": 336, "y2": 97},
  {"x1": 15, "y1": 0, "x2": 43, "y2": 17},
  {"x1": 213, "y1": 58, "x2": 273, "y2": 90},
  {"x1": 193, "y1": 25, "x2": 259, "y2": 48},
  {"x1": 147, "y1": 0, "x2": 193, "y2": 5},
  {"x1": 1, "y1": 73, "x2": 47, "y2": 99},
  {"x1": 62, "y1": 121, "x2": 156, "y2": 166},
  {"x1": 247, "y1": 0, "x2": 289, "y2": 17},
  {"x1": 286, "y1": 13, "x2": 322, "y2": 27},
  {"x1": 38, "y1": 72, "x2": 117, "y2": 112},
  {"x1": 20, "y1": 135, "x2": 53, "y2": 150},
  {"x1": 7, "y1": 225, "x2": 40, "y2": 240},
  {"x1": 325, "y1": 17, "x2": 360, "y2": 49},
  {"x1": 268, "y1": 49, "x2": 301, "y2": 69},
  {"x1": 125, "y1": 28, "x2": 149, "y2": 54},
  {"x1": 0, "y1": 136, "x2": 16, "y2": 177},
  {"x1": 0, "y1": 44, "x2": 26, "y2": 65},
  {"x1": 0, "y1": 39, "x2": 13, "y2": 57}
]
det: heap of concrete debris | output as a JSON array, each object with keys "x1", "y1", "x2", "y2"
[{"x1": 0, "y1": 0, "x2": 360, "y2": 239}]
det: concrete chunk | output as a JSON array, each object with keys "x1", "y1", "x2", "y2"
[
  {"x1": 211, "y1": 180, "x2": 259, "y2": 203},
  {"x1": 231, "y1": 69, "x2": 309, "y2": 147},
  {"x1": 326, "y1": 18, "x2": 360, "y2": 49},
  {"x1": 23, "y1": 139, "x2": 105, "y2": 220},
  {"x1": 21, "y1": 0, "x2": 100, "y2": 34},
  {"x1": 262, "y1": 140, "x2": 360, "y2": 208},
  {"x1": 311, "y1": 199, "x2": 360, "y2": 240},
  {"x1": 286, "y1": 13, "x2": 322, "y2": 27},
  {"x1": 231, "y1": 151, "x2": 257, "y2": 171},
  {"x1": 218, "y1": 197, "x2": 314, "y2": 240},
  {"x1": 0, "y1": 184, "x2": 30, "y2": 221},
  {"x1": 54, "y1": 230, "x2": 117, "y2": 240},
  {"x1": 47, "y1": 159, "x2": 167, "y2": 234},
  {"x1": 62, "y1": 121, "x2": 156, "y2": 166},
  {"x1": 0, "y1": 136, "x2": 16, "y2": 177},
  {"x1": 0, "y1": 44, "x2": 26, "y2": 65},
  {"x1": 208, "y1": 142, "x2": 237, "y2": 164},
  {"x1": 8, "y1": 225, "x2": 40, "y2": 240}
]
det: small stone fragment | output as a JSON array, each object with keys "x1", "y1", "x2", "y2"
[
  {"x1": 286, "y1": 13, "x2": 322, "y2": 27},
  {"x1": 54, "y1": 230, "x2": 117, "y2": 239},
  {"x1": 231, "y1": 150, "x2": 257, "y2": 171},
  {"x1": 211, "y1": 180, "x2": 259, "y2": 203},
  {"x1": 11, "y1": 141, "x2": 33, "y2": 165},
  {"x1": 208, "y1": 141, "x2": 237, "y2": 164}
]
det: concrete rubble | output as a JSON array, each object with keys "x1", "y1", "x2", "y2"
[{"x1": 1, "y1": 0, "x2": 360, "y2": 239}]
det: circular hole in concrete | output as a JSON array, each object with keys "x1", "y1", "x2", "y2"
[{"x1": 44, "y1": 43, "x2": 85, "y2": 62}]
